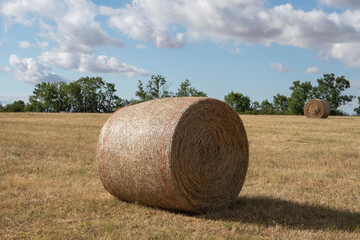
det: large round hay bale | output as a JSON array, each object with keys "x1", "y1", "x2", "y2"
[
  {"x1": 97, "y1": 97, "x2": 249, "y2": 213},
  {"x1": 304, "y1": 99, "x2": 330, "y2": 119}
]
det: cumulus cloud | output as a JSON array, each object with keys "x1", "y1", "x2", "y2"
[
  {"x1": 0, "y1": 0, "x2": 65, "y2": 29},
  {"x1": 306, "y1": 66, "x2": 324, "y2": 74},
  {"x1": 270, "y1": 62, "x2": 293, "y2": 72},
  {"x1": 318, "y1": 0, "x2": 360, "y2": 8},
  {"x1": 103, "y1": 1, "x2": 185, "y2": 48},
  {"x1": 39, "y1": 51, "x2": 150, "y2": 76},
  {"x1": 18, "y1": 41, "x2": 33, "y2": 48},
  {"x1": 100, "y1": 1, "x2": 360, "y2": 48},
  {"x1": 2, "y1": 0, "x2": 360, "y2": 69},
  {"x1": 79, "y1": 55, "x2": 150, "y2": 76},
  {"x1": 98, "y1": 0, "x2": 360, "y2": 67},
  {"x1": 35, "y1": 38, "x2": 49, "y2": 50},
  {"x1": 0, "y1": 0, "x2": 153, "y2": 77},
  {"x1": 328, "y1": 42, "x2": 360, "y2": 67},
  {"x1": 1, "y1": 0, "x2": 123, "y2": 53},
  {"x1": 9, "y1": 54, "x2": 67, "y2": 84},
  {"x1": 47, "y1": 2, "x2": 124, "y2": 54},
  {"x1": 0, "y1": 65, "x2": 11, "y2": 73}
]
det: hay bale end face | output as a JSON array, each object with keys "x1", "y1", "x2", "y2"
[
  {"x1": 97, "y1": 97, "x2": 249, "y2": 213},
  {"x1": 304, "y1": 99, "x2": 330, "y2": 119}
]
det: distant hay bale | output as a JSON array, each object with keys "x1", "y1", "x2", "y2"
[
  {"x1": 97, "y1": 97, "x2": 249, "y2": 213},
  {"x1": 304, "y1": 99, "x2": 330, "y2": 119}
]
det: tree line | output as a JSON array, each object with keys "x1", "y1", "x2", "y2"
[
  {"x1": 1, "y1": 73, "x2": 359, "y2": 115},
  {"x1": 225, "y1": 73, "x2": 356, "y2": 115},
  {"x1": 1, "y1": 77, "x2": 121, "y2": 113},
  {"x1": 0, "y1": 75, "x2": 206, "y2": 113}
]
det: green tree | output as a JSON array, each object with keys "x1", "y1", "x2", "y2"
[
  {"x1": 288, "y1": 80, "x2": 313, "y2": 115},
  {"x1": 0, "y1": 103, "x2": 4, "y2": 112},
  {"x1": 65, "y1": 81, "x2": 83, "y2": 112},
  {"x1": 313, "y1": 73, "x2": 354, "y2": 115},
  {"x1": 65, "y1": 76, "x2": 119, "y2": 113},
  {"x1": 147, "y1": 75, "x2": 171, "y2": 99},
  {"x1": 176, "y1": 79, "x2": 207, "y2": 97},
  {"x1": 25, "y1": 100, "x2": 44, "y2": 112},
  {"x1": 99, "y1": 82, "x2": 120, "y2": 112},
  {"x1": 354, "y1": 96, "x2": 360, "y2": 115},
  {"x1": 57, "y1": 82, "x2": 72, "y2": 112},
  {"x1": 4, "y1": 100, "x2": 25, "y2": 112},
  {"x1": 273, "y1": 94, "x2": 289, "y2": 113},
  {"x1": 114, "y1": 98, "x2": 131, "y2": 108},
  {"x1": 28, "y1": 81, "x2": 72, "y2": 112},
  {"x1": 127, "y1": 98, "x2": 143, "y2": 106},
  {"x1": 135, "y1": 80, "x2": 149, "y2": 102},
  {"x1": 136, "y1": 75, "x2": 172, "y2": 101},
  {"x1": 260, "y1": 99, "x2": 274, "y2": 114},
  {"x1": 27, "y1": 77, "x2": 120, "y2": 113},
  {"x1": 224, "y1": 91, "x2": 251, "y2": 113},
  {"x1": 251, "y1": 101, "x2": 260, "y2": 111},
  {"x1": 76, "y1": 77, "x2": 105, "y2": 112},
  {"x1": 28, "y1": 82, "x2": 56, "y2": 112}
]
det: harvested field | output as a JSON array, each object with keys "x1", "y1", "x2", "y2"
[{"x1": 0, "y1": 112, "x2": 359, "y2": 239}]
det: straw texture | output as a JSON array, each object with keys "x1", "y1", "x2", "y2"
[
  {"x1": 97, "y1": 97, "x2": 249, "y2": 213},
  {"x1": 304, "y1": 99, "x2": 330, "y2": 119}
]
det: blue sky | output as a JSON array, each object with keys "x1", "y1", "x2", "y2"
[{"x1": 1, "y1": 0, "x2": 360, "y2": 113}]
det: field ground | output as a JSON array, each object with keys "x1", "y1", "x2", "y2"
[{"x1": 0, "y1": 112, "x2": 359, "y2": 239}]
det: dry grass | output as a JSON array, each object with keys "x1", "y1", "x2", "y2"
[{"x1": 0, "y1": 112, "x2": 359, "y2": 239}]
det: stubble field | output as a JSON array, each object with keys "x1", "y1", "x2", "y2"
[{"x1": 0, "y1": 112, "x2": 359, "y2": 239}]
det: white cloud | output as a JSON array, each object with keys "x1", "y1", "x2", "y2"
[
  {"x1": 79, "y1": 55, "x2": 150, "y2": 76},
  {"x1": 135, "y1": 44, "x2": 147, "y2": 49},
  {"x1": 270, "y1": 62, "x2": 293, "y2": 72},
  {"x1": 9, "y1": 54, "x2": 67, "y2": 84},
  {"x1": 0, "y1": 0, "x2": 151, "y2": 77},
  {"x1": 328, "y1": 42, "x2": 360, "y2": 67},
  {"x1": 318, "y1": 0, "x2": 360, "y2": 8},
  {"x1": 38, "y1": 51, "x2": 81, "y2": 70},
  {"x1": 39, "y1": 51, "x2": 150, "y2": 76},
  {"x1": 101, "y1": 1, "x2": 360, "y2": 47},
  {"x1": 35, "y1": 38, "x2": 49, "y2": 50},
  {"x1": 18, "y1": 41, "x2": 33, "y2": 48},
  {"x1": 2, "y1": 0, "x2": 360, "y2": 69},
  {"x1": 0, "y1": 65, "x2": 11, "y2": 73},
  {"x1": 4, "y1": 66, "x2": 11, "y2": 72},
  {"x1": 0, "y1": 0, "x2": 65, "y2": 29},
  {"x1": 306, "y1": 66, "x2": 324, "y2": 74},
  {"x1": 50, "y1": 0, "x2": 124, "y2": 53},
  {"x1": 100, "y1": 0, "x2": 360, "y2": 66},
  {"x1": 1, "y1": 0, "x2": 123, "y2": 54}
]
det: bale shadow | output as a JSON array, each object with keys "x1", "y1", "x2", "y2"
[{"x1": 200, "y1": 196, "x2": 360, "y2": 232}]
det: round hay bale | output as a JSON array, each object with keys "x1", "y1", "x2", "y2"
[
  {"x1": 97, "y1": 97, "x2": 249, "y2": 213},
  {"x1": 304, "y1": 99, "x2": 330, "y2": 119}
]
